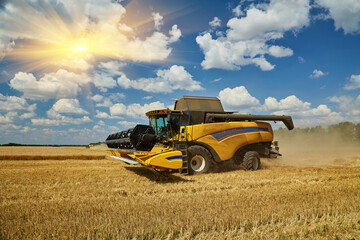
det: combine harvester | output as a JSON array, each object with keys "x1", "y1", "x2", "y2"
[{"x1": 105, "y1": 96, "x2": 294, "y2": 175}]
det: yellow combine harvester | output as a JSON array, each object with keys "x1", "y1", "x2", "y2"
[{"x1": 105, "y1": 96, "x2": 294, "y2": 175}]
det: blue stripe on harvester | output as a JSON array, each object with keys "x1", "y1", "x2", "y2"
[
  {"x1": 167, "y1": 156, "x2": 182, "y2": 161},
  {"x1": 211, "y1": 127, "x2": 269, "y2": 141}
]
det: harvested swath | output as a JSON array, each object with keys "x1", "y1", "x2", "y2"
[{"x1": 0, "y1": 155, "x2": 106, "y2": 160}]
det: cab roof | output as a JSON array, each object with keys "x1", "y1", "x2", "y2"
[
  {"x1": 146, "y1": 109, "x2": 182, "y2": 117},
  {"x1": 174, "y1": 96, "x2": 224, "y2": 112}
]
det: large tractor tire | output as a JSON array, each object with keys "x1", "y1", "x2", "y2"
[
  {"x1": 188, "y1": 145, "x2": 213, "y2": 174},
  {"x1": 241, "y1": 151, "x2": 261, "y2": 170}
]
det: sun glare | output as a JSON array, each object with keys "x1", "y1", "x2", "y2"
[
  {"x1": 4, "y1": 2, "x2": 124, "y2": 72},
  {"x1": 74, "y1": 45, "x2": 86, "y2": 52},
  {"x1": 4, "y1": 0, "x2": 188, "y2": 72},
  {"x1": 64, "y1": 37, "x2": 91, "y2": 56}
]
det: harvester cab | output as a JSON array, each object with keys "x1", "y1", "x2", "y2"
[
  {"x1": 146, "y1": 109, "x2": 182, "y2": 143},
  {"x1": 105, "y1": 96, "x2": 294, "y2": 175}
]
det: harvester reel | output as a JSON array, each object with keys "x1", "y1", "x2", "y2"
[{"x1": 188, "y1": 146, "x2": 213, "y2": 174}]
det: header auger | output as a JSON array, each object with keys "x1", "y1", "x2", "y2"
[{"x1": 105, "y1": 96, "x2": 293, "y2": 175}]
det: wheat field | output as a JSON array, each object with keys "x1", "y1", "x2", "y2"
[{"x1": 0, "y1": 143, "x2": 360, "y2": 239}]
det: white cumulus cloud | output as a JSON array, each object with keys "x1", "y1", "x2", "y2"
[
  {"x1": 264, "y1": 95, "x2": 339, "y2": 127},
  {"x1": 9, "y1": 70, "x2": 90, "y2": 100},
  {"x1": 218, "y1": 86, "x2": 261, "y2": 111},
  {"x1": 117, "y1": 65, "x2": 203, "y2": 93},
  {"x1": 209, "y1": 17, "x2": 221, "y2": 28},
  {"x1": 91, "y1": 94, "x2": 104, "y2": 102},
  {"x1": 96, "y1": 98, "x2": 113, "y2": 108},
  {"x1": 268, "y1": 46, "x2": 294, "y2": 58},
  {"x1": 91, "y1": 61, "x2": 127, "y2": 92},
  {"x1": 0, "y1": 112, "x2": 19, "y2": 124},
  {"x1": 126, "y1": 101, "x2": 165, "y2": 118},
  {"x1": 48, "y1": 99, "x2": 88, "y2": 115},
  {"x1": 31, "y1": 116, "x2": 91, "y2": 126},
  {"x1": 118, "y1": 120, "x2": 139, "y2": 129},
  {"x1": 217, "y1": 86, "x2": 339, "y2": 128},
  {"x1": 110, "y1": 103, "x2": 127, "y2": 116},
  {"x1": 152, "y1": 12, "x2": 164, "y2": 31},
  {"x1": 143, "y1": 96, "x2": 153, "y2": 100},
  {"x1": 0, "y1": 93, "x2": 36, "y2": 113},
  {"x1": 330, "y1": 95, "x2": 360, "y2": 121},
  {"x1": 93, "y1": 73, "x2": 118, "y2": 92},
  {"x1": 264, "y1": 95, "x2": 332, "y2": 117},
  {"x1": 316, "y1": 0, "x2": 360, "y2": 34},
  {"x1": 109, "y1": 93, "x2": 126, "y2": 101},
  {"x1": 233, "y1": 5, "x2": 244, "y2": 17},
  {"x1": 310, "y1": 69, "x2": 328, "y2": 79},
  {"x1": 95, "y1": 110, "x2": 114, "y2": 119},
  {"x1": 31, "y1": 98, "x2": 90, "y2": 126},
  {"x1": 98, "y1": 61, "x2": 126, "y2": 74},
  {"x1": 109, "y1": 101, "x2": 165, "y2": 119},
  {"x1": 54, "y1": 58, "x2": 93, "y2": 71},
  {"x1": 196, "y1": 0, "x2": 310, "y2": 71},
  {"x1": 121, "y1": 25, "x2": 182, "y2": 61},
  {"x1": 168, "y1": 25, "x2": 182, "y2": 43},
  {"x1": 344, "y1": 74, "x2": 360, "y2": 90}
]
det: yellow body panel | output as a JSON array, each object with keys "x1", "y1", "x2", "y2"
[
  {"x1": 186, "y1": 121, "x2": 273, "y2": 161},
  {"x1": 106, "y1": 148, "x2": 182, "y2": 171},
  {"x1": 145, "y1": 151, "x2": 182, "y2": 170}
]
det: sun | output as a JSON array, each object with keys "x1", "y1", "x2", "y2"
[
  {"x1": 62, "y1": 37, "x2": 92, "y2": 58},
  {"x1": 74, "y1": 44, "x2": 86, "y2": 53},
  {"x1": 7, "y1": 34, "x2": 102, "y2": 72}
]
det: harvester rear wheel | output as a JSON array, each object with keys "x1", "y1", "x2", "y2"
[
  {"x1": 188, "y1": 146, "x2": 212, "y2": 174},
  {"x1": 241, "y1": 151, "x2": 261, "y2": 171}
]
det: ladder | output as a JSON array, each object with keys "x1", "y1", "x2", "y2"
[{"x1": 178, "y1": 143, "x2": 189, "y2": 175}]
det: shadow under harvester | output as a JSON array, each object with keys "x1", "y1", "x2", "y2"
[{"x1": 124, "y1": 166, "x2": 194, "y2": 183}]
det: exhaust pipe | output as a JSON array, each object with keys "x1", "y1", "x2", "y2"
[{"x1": 205, "y1": 114, "x2": 294, "y2": 130}]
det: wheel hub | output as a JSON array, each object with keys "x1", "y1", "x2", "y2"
[{"x1": 190, "y1": 155, "x2": 206, "y2": 172}]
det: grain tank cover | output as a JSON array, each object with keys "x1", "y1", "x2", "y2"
[{"x1": 174, "y1": 96, "x2": 224, "y2": 112}]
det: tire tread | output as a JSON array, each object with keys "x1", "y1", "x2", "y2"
[{"x1": 241, "y1": 151, "x2": 260, "y2": 171}]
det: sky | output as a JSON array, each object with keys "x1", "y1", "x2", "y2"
[{"x1": 0, "y1": 0, "x2": 360, "y2": 145}]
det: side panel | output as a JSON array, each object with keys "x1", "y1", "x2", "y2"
[
  {"x1": 106, "y1": 147, "x2": 182, "y2": 170},
  {"x1": 145, "y1": 151, "x2": 183, "y2": 169},
  {"x1": 189, "y1": 122, "x2": 273, "y2": 161}
]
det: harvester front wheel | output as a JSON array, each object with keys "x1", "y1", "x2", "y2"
[
  {"x1": 241, "y1": 151, "x2": 261, "y2": 171},
  {"x1": 188, "y1": 146, "x2": 212, "y2": 174}
]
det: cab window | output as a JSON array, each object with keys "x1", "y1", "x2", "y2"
[
  {"x1": 149, "y1": 116, "x2": 167, "y2": 138},
  {"x1": 149, "y1": 114, "x2": 181, "y2": 138},
  {"x1": 156, "y1": 117, "x2": 167, "y2": 138}
]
